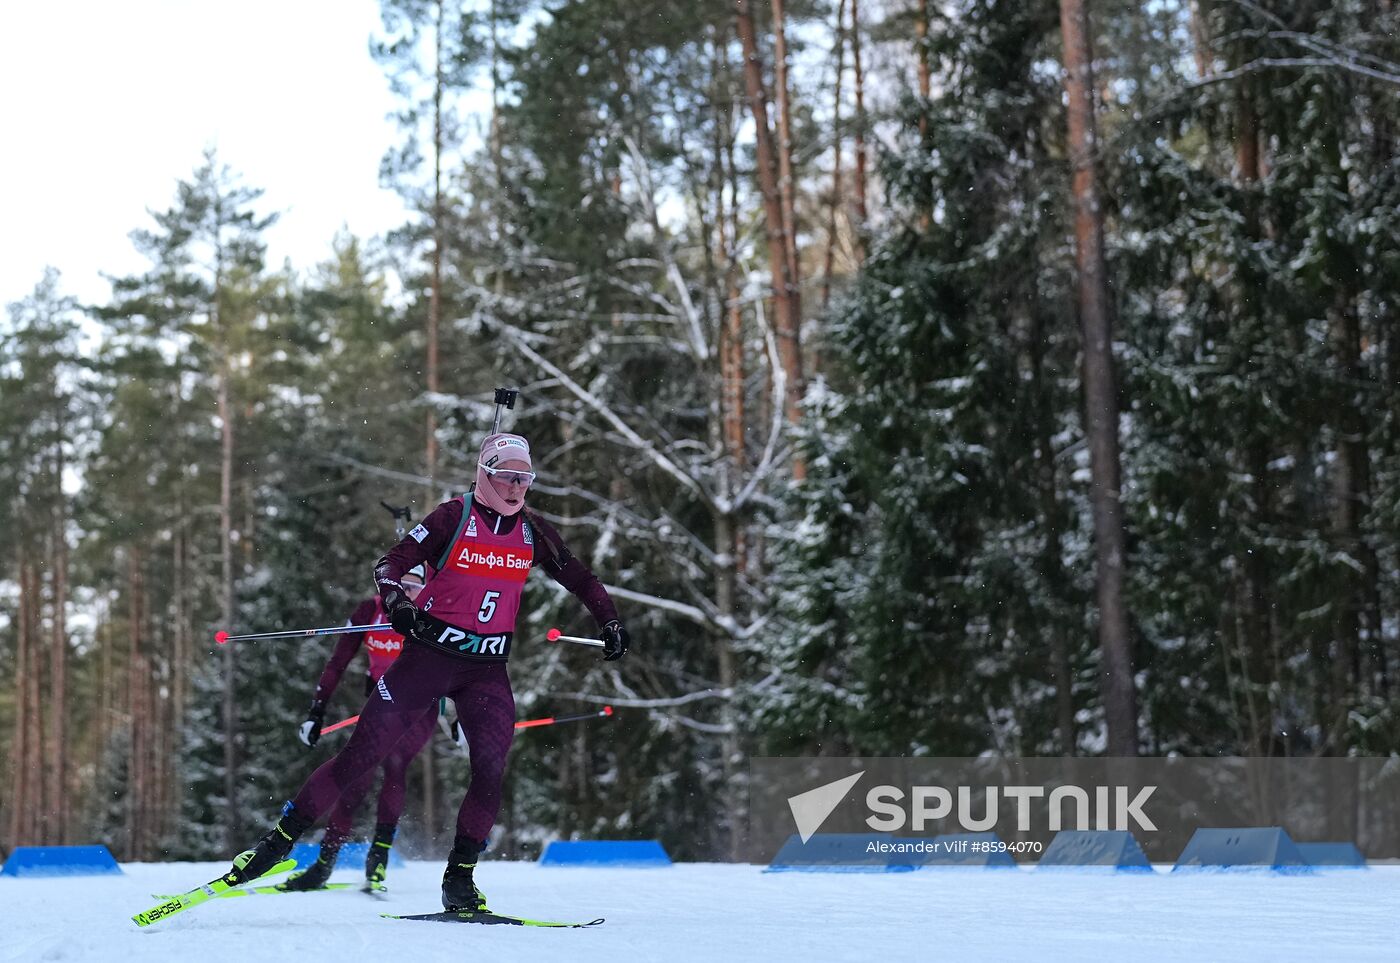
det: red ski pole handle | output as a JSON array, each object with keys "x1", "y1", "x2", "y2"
[
  {"x1": 323, "y1": 705, "x2": 615, "y2": 736},
  {"x1": 544, "y1": 628, "x2": 605, "y2": 648}
]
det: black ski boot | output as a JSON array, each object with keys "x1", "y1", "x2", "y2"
[
  {"x1": 279, "y1": 855, "x2": 334, "y2": 891},
  {"x1": 440, "y1": 837, "x2": 488, "y2": 912},
  {"x1": 281, "y1": 832, "x2": 344, "y2": 890},
  {"x1": 224, "y1": 807, "x2": 314, "y2": 886},
  {"x1": 365, "y1": 822, "x2": 396, "y2": 891}
]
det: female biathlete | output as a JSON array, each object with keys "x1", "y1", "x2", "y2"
[{"x1": 220, "y1": 432, "x2": 629, "y2": 912}]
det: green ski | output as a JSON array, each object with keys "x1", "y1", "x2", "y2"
[
  {"x1": 151, "y1": 881, "x2": 357, "y2": 900},
  {"x1": 131, "y1": 858, "x2": 299, "y2": 927},
  {"x1": 381, "y1": 910, "x2": 604, "y2": 928}
]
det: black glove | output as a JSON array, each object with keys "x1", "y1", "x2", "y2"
[
  {"x1": 601, "y1": 620, "x2": 630, "y2": 662},
  {"x1": 387, "y1": 595, "x2": 421, "y2": 640},
  {"x1": 298, "y1": 700, "x2": 326, "y2": 747}
]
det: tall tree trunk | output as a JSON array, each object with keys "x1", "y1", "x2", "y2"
[
  {"x1": 1058, "y1": 0, "x2": 1137, "y2": 755},
  {"x1": 9, "y1": 557, "x2": 32, "y2": 846},
  {"x1": 421, "y1": 0, "x2": 448, "y2": 842},
  {"x1": 713, "y1": 509, "x2": 742, "y2": 861},
  {"x1": 715, "y1": 39, "x2": 748, "y2": 520},
  {"x1": 172, "y1": 518, "x2": 188, "y2": 774},
  {"x1": 821, "y1": 0, "x2": 848, "y2": 314},
  {"x1": 218, "y1": 355, "x2": 240, "y2": 850},
  {"x1": 712, "y1": 61, "x2": 748, "y2": 853},
  {"x1": 734, "y1": 0, "x2": 806, "y2": 475},
  {"x1": 127, "y1": 550, "x2": 146, "y2": 858},
  {"x1": 1188, "y1": 0, "x2": 1214, "y2": 78},
  {"x1": 49, "y1": 452, "x2": 69, "y2": 843},
  {"x1": 1028, "y1": 307, "x2": 1076, "y2": 755},
  {"x1": 771, "y1": 0, "x2": 801, "y2": 312},
  {"x1": 23, "y1": 561, "x2": 44, "y2": 844},
  {"x1": 426, "y1": 0, "x2": 444, "y2": 494},
  {"x1": 851, "y1": 0, "x2": 868, "y2": 259},
  {"x1": 1232, "y1": 82, "x2": 1278, "y2": 756},
  {"x1": 100, "y1": 600, "x2": 113, "y2": 770},
  {"x1": 27, "y1": 565, "x2": 44, "y2": 839},
  {"x1": 915, "y1": 0, "x2": 932, "y2": 230},
  {"x1": 23, "y1": 564, "x2": 38, "y2": 842},
  {"x1": 1328, "y1": 292, "x2": 1367, "y2": 749},
  {"x1": 489, "y1": 0, "x2": 503, "y2": 167}
]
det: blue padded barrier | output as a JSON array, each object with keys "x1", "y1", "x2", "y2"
[
  {"x1": 1036, "y1": 830, "x2": 1153, "y2": 872},
  {"x1": 765, "y1": 834, "x2": 908, "y2": 873},
  {"x1": 764, "y1": 833, "x2": 1018, "y2": 872},
  {"x1": 1172, "y1": 828, "x2": 1312, "y2": 873},
  {"x1": 1296, "y1": 842, "x2": 1367, "y2": 868},
  {"x1": 289, "y1": 841, "x2": 405, "y2": 872},
  {"x1": 538, "y1": 839, "x2": 672, "y2": 867},
  {"x1": 0, "y1": 845, "x2": 123, "y2": 878}
]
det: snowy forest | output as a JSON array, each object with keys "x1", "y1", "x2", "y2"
[{"x1": 3, "y1": 0, "x2": 1399, "y2": 864}]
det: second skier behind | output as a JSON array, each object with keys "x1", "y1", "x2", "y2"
[{"x1": 282, "y1": 563, "x2": 436, "y2": 893}]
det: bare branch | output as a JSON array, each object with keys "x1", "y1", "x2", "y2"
[
  {"x1": 603, "y1": 583, "x2": 717, "y2": 631},
  {"x1": 490, "y1": 320, "x2": 716, "y2": 509},
  {"x1": 1188, "y1": 57, "x2": 1400, "y2": 90},
  {"x1": 729, "y1": 277, "x2": 789, "y2": 513},
  {"x1": 544, "y1": 686, "x2": 732, "y2": 709},
  {"x1": 623, "y1": 134, "x2": 713, "y2": 364},
  {"x1": 314, "y1": 450, "x2": 469, "y2": 491}
]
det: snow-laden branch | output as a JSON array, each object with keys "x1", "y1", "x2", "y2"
[
  {"x1": 1227, "y1": 1, "x2": 1400, "y2": 78},
  {"x1": 623, "y1": 134, "x2": 712, "y2": 364},
  {"x1": 603, "y1": 583, "x2": 715, "y2": 631},
  {"x1": 490, "y1": 320, "x2": 716, "y2": 509},
  {"x1": 544, "y1": 686, "x2": 732, "y2": 709},
  {"x1": 554, "y1": 672, "x2": 736, "y2": 734},
  {"x1": 1189, "y1": 56, "x2": 1400, "y2": 89},
  {"x1": 728, "y1": 280, "x2": 790, "y2": 514},
  {"x1": 315, "y1": 450, "x2": 470, "y2": 492},
  {"x1": 664, "y1": 715, "x2": 735, "y2": 734},
  {"x1": 602, "y1": 273, "x2": 685, "y2": 322}
]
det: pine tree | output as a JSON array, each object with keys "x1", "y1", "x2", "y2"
[{"x1": 765, "y1": 0, "x2": 1094, "y2": 758}]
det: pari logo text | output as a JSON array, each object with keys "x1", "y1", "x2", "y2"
[
  {"x1": 787, "y1": 771, "x2": 1157, "y2": 842},
  {"x1": 437, "y1": 625, "x2": 510, "y2": 656}
]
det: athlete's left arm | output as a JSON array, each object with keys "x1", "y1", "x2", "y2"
[{"x1": 525, "y1": 510, "x2": 620, "y2": 628}]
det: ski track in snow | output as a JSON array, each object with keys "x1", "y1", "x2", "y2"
[{"x1": 3, "y1": 861, "x2": 1397, "y2": 962}]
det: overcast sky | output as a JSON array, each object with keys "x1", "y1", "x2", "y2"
[{"x1": 1, "y1": 0, "x2": 413, "y2": 311}]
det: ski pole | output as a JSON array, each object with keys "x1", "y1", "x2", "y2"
[
  {"x1": 545, "y1": 628, "x2": 606, "y2": 648},
  {"x1": 514, "y1": 706, "x2": 614, "y2": 729},
  {"x1": 324, "y1": 706, "x2": 614, "y2": 736},
  {"x1": 214, "y1": 624, "x2": 391, "y2": 645},
  {"x1": 322, "y1": 715, "x2": 361, "y2": 735}
]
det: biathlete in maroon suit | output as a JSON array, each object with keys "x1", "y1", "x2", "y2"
[
  {"x1": 280, "y1": 565, "x2": 436, "y2": 892},
  {"x1": 221, "y1": 432, "x2": 630, "y2": 914}
]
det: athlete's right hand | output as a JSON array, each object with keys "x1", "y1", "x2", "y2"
[
  {"x1": 387, "y1": 596, "x2": 421, "y2": 639},
  {"x1": 601, "y1": 620, "x2": 630, "y2": 662},
  {"x1": 298, "y1": 700, "x2": 326, "y2": 747}
]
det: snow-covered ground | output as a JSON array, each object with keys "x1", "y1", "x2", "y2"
[{"x1": 4, "y1": 860, "x2": 1397, "y2": 962}]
